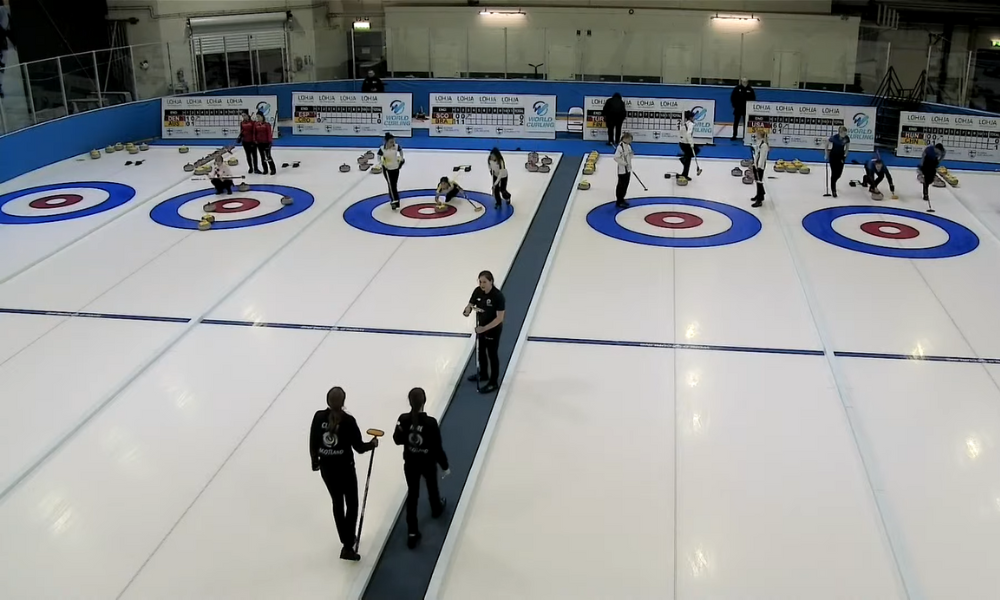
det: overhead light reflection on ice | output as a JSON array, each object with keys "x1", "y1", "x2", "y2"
[
  {"x1": 687, "y1": 371, "x2": 700, "y2": 388},
  {"x1": 685, "y1": 322, "x2": 700, "y2": 340},
  {"x1": 38, "y1": 492, "x2": 75, "y2": 536},
  {"x1": 965, "y1": 436, "x2": 982, "y2": 460}
]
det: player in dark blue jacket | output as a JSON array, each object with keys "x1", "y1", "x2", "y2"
[
  {"x1": 919, "y1": 144, "x2": 946, "y2": 201},
  {"x1": 861, "y1": 157, "x2": 894, "y2": 198}
]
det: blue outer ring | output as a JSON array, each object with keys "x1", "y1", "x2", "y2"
[
  {"x1": 149, "y1": 184, "x2": 314, "y2": 230},
  {"x1": 586, "y1": 196, "x2": 762, "y2": 248},
  {"x1": 802, "y1": 205, "x2": 979, "y2": 259},
  {"x1": 0, "y1": 181, "x2": 136, "y2": 224},
  {"x1": 343, "y1": 189, "x2": 511, "y2": 237}
]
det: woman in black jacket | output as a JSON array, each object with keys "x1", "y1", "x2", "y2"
[
  {"x1": 310, "y1": 386, "x2": 378, "y2": 561},
  {"x1": 603, "y1": 93, "x2": 626, "y2": 146},
  {"x1": 393, "y1": 387, "x2": 450, "y2": 549}
]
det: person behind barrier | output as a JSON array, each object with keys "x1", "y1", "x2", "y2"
[
  {"x1": 464, "y1": 270, "x2": 505, "y2": 394},
  {"x1": 210, "y1": 155, "x2": 233, "y2": 195},
  {"x1": 862, "y1": 157, "x2": 894, "y2": 197},
  {"x1": 730, "y1": 77, "x2": 756, "y2": 141},
  {"x1": 310, "y1": 387, "x2": 378, "y2": 562},
  {"x1": 393, "y1": 387, "x2": 450, "y2": 550},
  {"x1": 603, "y1": 93, "x2": 626, "y2": 147},
  {"x1": 361, "y1": 69, "x2": 385, "y2": 93},
  {"x1": 825, "y1": 126, "x2": 850, "y2": 197}
]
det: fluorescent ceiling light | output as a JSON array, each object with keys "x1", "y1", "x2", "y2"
[
  {"x1": 353, "y1": 20, "x2": 371, "y2": 30},
  {"x1": 711, "y1": 13, "x2": 759, "y2": 22},
  {"x1": 479, "y1": 9, "x2": 525, "y2": 16}
]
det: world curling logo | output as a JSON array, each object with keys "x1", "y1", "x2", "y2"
[
  {"x1": 853, "y1": 113, "x2": 870, "y2": 128},
  {"x1": 528, "y1": 100, "x2": 555, "y2": 131},
  {"x1": 533, "y1": 101, "x2": 550, "y2": 117},
  {"x1": 386, "y1": 99, "x2": 411, "y2": 127},
  {"x1": 690, "y1": 106, "x2": 708, "y2": 121},
  {"x1": 390, "y1": 99, "x2": 406, "y2": 114}
]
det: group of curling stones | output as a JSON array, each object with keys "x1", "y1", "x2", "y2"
[
  {"x1": 89, "y1": 141, "x2": 149, "y2": 165},
  {"x1": 525, "y1": 152, "x2": 553, "y2": 173},
  {"x1": 577, "y1": 150, "x2": 600, "y2": 190}
]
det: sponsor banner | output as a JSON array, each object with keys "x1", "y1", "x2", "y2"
[
  {"x1": 584, "y1": 96, "x2": 715, "y2": 143},
  {"x1": 161, "y1": 96, "x2": 278, "y2": 139},
  {"x1": 292, "y1": 92, "x2": 413, "y2": 137},
  {"x1": 744, "y1": 102, "x2": 876, "y2": 151},
  {"x1": 429, "y1": 94, "x2": 556, "y2": 139},
  {"x1": 897, "y1": 112, "x2": 1000, "y2": 163}
]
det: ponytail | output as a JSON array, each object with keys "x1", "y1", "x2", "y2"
[{"x1": 327, "y1": 386, "x2": 346, "y2": 431}]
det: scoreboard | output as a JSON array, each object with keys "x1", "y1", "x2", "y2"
[
  {"x1": 744, "y1": 102, "x2": 876, "y2": 151},
  {"x1": 583, "y1": 96, "x2": 715, "y2": 144},
  {"x1": 292, "y1": 92, "x2": 412, "y2": 137},
  {"x1": 897, "y1": 112, "x2": 1000, "y2": 163},
  {"x1": 429, "y1": 94, "x2": 556, "y2": 139},
  {"x1": 161, "y1": 95, "x2": 278, "y2": 140}
]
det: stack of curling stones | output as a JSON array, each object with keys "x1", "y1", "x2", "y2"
[
  {"x1": 938, "y1": 166, "x2": 959, "y2": 187},
  {"x1": 90, "y1": 149, "x2": 101, "y2": 159},
  {"x1": 773, "y1": 159, "x2": 810, "y2": 174},
  {"x1": 357, "y1": 151, "x2": 375, "y2": 172},
  {"x1": 126, "y1": 142, "x2": 139, "y2": 155},
  {"x1": 583, "y1": 151, "x2": 598, "y2": 175},
  {"x1": 525, "y1": 151, "x2": 540, "y2": 172},
  {"x1": 743, "y1": 168, "x2": 754, "y2": 185},
  {"x1": 538, "y1": 155, "x2": 552, "y2": 173},
  {"x1": 198, "y1": 214, "x2": 216, "y2": 231}
]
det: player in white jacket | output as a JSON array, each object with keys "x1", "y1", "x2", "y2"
[
  {"x1": 378, "y1": 133, "x2": 405, "y2": 210},
  {"x1": 210, "y1": 156, "x2": 234, "y2": 195},
  {"x1": 613, "y1": 132, "x2": 634, "y2": 209},
  {"x1": 487, "y1": 148, "x2": 511, "y2": 210},
  {"x1": 751, "y1": 130, "x2": 769, "y2": 208},
  {"x1": 678, "y1": 110, "x2": 697, "y2": 182}
]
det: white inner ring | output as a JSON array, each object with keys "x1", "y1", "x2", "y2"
[
  {"x1": 222, "y1": 201, "x2": 244, "y2": 210},
  {"x1": 880, "y1": 225, "x2": 901, "y2": 234}
]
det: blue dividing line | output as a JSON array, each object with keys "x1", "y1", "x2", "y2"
[
  {"x1": 527, "y1": 335, "x2": 825, "y2": 357},
  {"x1": 0, "y1": 308, "x2": 470, "y2": 339},
  {"x1": 833, "y1": 350, "x2": 1000, "y2": 365}
]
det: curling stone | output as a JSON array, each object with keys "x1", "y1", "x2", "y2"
[
  {"x1": 792, "y1": 159, "x2": 803, "y2": 167},
  {"x1": 198, "y1": 219, "x2": 212, "y2": 231},
  {"x1": 358, "y1": 156, "x2": 370, "y2": 165},
  {"x1": 528, "y1": 151, "x2": 539, "y2": 164},
  {"x1": 676, "y1": 176, "x2": 690, "y2": 186},
  {"x1": 364, "y1": 150, "x2": 375, "y2": 160},
  {"x1": 202, "y1": 214, "x2": 216, "y2": 224},
  {"x1": 238, "y1": 182, "x2": 250, "y2": 192},
  {"x1": 740, "y1": 158, "x2": 752, "y2": 168},
  {"x1": 371, "y1": 165, "x2": 383, "y2": 174},
  {"x1": 114, "y1": 142, "x2": 124, "y2": 152},
  {"x1": 937, "y1": 166, "x2": 947, "y2": 174},
  {"x1": 526, "y1": 162, "x2": 539, "y2": 172},
  {"x1": 128, "y1": 146, "x2": 139, "y2": 154},
  {"x1": 179, "y1": 146, "x2": 189, "y2": 154},
  {"x1": 731, "y1": 167, "x2": 743, "y2": 177},
  {"x1": 538, "y1": 164, "x2": 551, "y2": 173},
  {"x1": 773, "y1": 163, "x2": 785, "y2": 173},
  {"x1": 105, "y1": 145, "x2": 115, "y2": 154},
  {"x1": 280, "y1": 195, "x2": 294, "y2": 206},
  {"x1": 435, "y1": 203, "x2": 449, "y2": 213},
  {"x1": 139, "y1": 143, "x2": 149, "y2": 151},
  {"x1": 742, "y1": 174, "x2": 754, "y2": 185},
  {"x1": 183, "y1": 163, "x2": 195, "y2": 172},
  {"x1": 89, "y1": 149, "x2": 101, "y2": 159},
  {"x1": 933, "y1": 178, "x2": 946, "y2": 188},
  {"x1": 871, "y1": 191, "x2": 884, "y2": 201},
  {"x1": 227, "y1": 157, "x2": 239, "y2": 166},
  {"x1": 203, "y1": 202, "x2": 217, "y2": 213},
  {"x1": 359, "y1": 162, "x2": 371, "y2": 171},
  {"x1": 541, "y1": 156, "x2": 553, "y2": 166},
  {"x1": 799, "y1": 165, "x2": 811, "y2": 174},
  {"x1": 744, "y1": 169, "x2": 753, "y2": 178},
  {"x1": 339, "y1": 163, "x2": 351, "y2": 173},
  {"x1": 195, "y1": 165, "x2": 211, "y2": 176},
  {"x1": 578, "y1": 180, "x2": 591, "y2": 190},
  {"x1": 582, "y1": 166, "x2": 595, "y2": 175}
]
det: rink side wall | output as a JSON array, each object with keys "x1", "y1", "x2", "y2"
[{"x1": 1, "y1": 80, "x2": 997, "y2": 183}]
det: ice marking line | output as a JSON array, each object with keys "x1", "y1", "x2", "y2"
[{"x1": 526, "y1": 336, "x2": 825, "y2": 356}]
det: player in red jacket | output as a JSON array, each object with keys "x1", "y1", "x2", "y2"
[
  {"x1": 252, "y1": 111, "x2": 276, "y2": 175},
  {"x1": 236, "y1": 111, "x2": 261, "y2": 174}
]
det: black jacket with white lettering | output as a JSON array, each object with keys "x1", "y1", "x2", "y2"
[
  {"x1": 310, "y1": 410, "x2": 374, "y2": 470},
  {"x1": 393, "y1": 412, "x2": 449, "y2": 469}
]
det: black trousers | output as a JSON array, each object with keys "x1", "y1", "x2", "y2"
[
  {"x1": 477, "y1": 327, "x2": 502, "y2": 385},
  {"x1": 920, "y1": 167, "x2": 935, "y2": 199},
  {"x1": 257, "y1": 143, "x2": 276, "y2": 174},
  {"x1": 616, "y1": 172, "x2": 631, "y2": 204},
  {"x1": 607, "y1": 121, "x2": 622, "y2": 145},
  {"x1": 493, "y1": 176, "x2": 510, "y2": 205},
  {"x1": 404, "y1": 460, "x2": 443, "y2": 535},
  {"x1": 732, "y1": 110, "x2": 745, "y2": 139},
  {"x1": 320, "y1": 465, "x2": 359, "y2": 548},
  {"x1": 679, "y1": 143, "x2": 694, "y2": 178},
  {"x1": 829, "y1": 157, "x2": 845, "y2": 192},
  {"x1": 211, "y1": 178, "x2": 232, "y2": 194},
  {"x1": 242, "y1": 142, "x2": 259, "y2": 172},
  {"x1": 383, "y1": 167, "x2": 401, "y2": 204},
  {"x1": 862, "y1": 169, "x2": 885, "y2": 191},
  {"x1": 753, "y1": 167, "x2": 765, "y2": 201}
]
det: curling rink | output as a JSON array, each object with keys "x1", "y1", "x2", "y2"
[
  {"x1": 0, "y1": 146, "x2": 557, "y2": 598},
  {"x1": 3, "y1": 144, "x2": 1000, "y2": 600},
  {"x1": 431, "y1": 156, "x2": 1000, "y2": 600}
]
